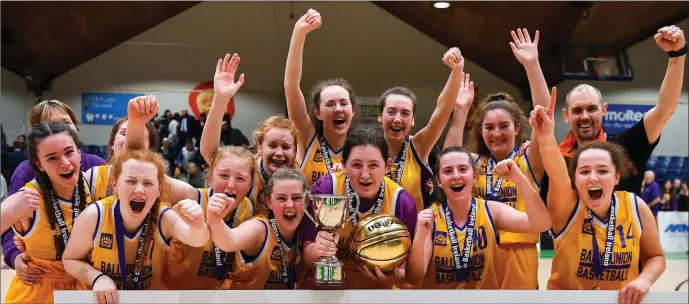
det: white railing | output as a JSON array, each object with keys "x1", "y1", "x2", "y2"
[{"x1": 54, "y1": 290, "x2": 689, "y2": 304}]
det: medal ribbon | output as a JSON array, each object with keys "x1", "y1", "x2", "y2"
[
  {"x1": 114, "y1": 200, "x2": 150, "y2": 290},
  {"x1": 318, "y1": 135, "x2": 334, "y2": 173},
  {"x1": 50, "y1": 184, "x2": 80, "y2": 260},
  {"x1": 268, "y1": 215, "x2": 300, "y2": 289},
  {"x1": 387, "y1": 138, "x2": 408, "y2": 185},
  {"x1": 442, "y1": 198, "x2": 477, "y2": 282},
  {"x1": 345, "y1": 177, "x2": 385, "y2": 226},
  {"x1": 485, "y1": 149, "x2": 517, "y2": 200},
  {"x1": 588, "y1": 194, "x2": 617, "y2": 279}
]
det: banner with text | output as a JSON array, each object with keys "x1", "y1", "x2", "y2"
[
  {"x1": 82, "y1": 92, "x2": 143, "y2": 125},
  {"x1": 657, "y1": 211, "x2": 689, "y2": 253},
  {"x1": 602, "y1": 104, "x2": 653, "y2": 134}
]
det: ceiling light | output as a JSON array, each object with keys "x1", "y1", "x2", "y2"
[{"x1": 434, "y1": 2, "x2": 450, "y2": 9}]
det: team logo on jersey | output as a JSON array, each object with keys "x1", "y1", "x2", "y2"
[
  {"x1": 270, "y1": 246, "x2": 282, "y2": 261},
  {"x1": 99, "y1": 233, "x2": 114, "y2": 249},
  {"x1": 313, "y1": 150, "x2": 323, "y2": 162},
  {"x1": 581, "y1": 219, "x2": 594, "y2": 235},
  {"x1": 434, "y1": 231, "x2": 447, "y2": 246}
]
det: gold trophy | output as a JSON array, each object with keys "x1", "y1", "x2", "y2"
[{"x1": 303, "y1": 191, "x2": 360, "y2": 288}]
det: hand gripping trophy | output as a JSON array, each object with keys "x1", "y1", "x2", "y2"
[{"x1": 303, "y1": 191, "x2": 360, "y2": 288}]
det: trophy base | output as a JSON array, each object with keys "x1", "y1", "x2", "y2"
[{"x1": 313, "y1": 257, "x2": 345, "y2": 289}]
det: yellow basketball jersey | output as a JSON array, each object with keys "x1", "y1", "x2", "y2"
[
  {"x1": 330, "y1": 171, "x2": 405, "y2": 289},
  {"x1": 5, "y1": 179, "x2": 91, "y2": 303},
  {"x1": 87, "y1": 165, "x2": 113, "y2": 201},
  {"x1": 221, "y1": 216, "x2": 300, "y2": 290},
  {"x1": 548, "y1": 191, "x2": 642, "y2": 290},
  {"x1": 388, "y1": 136, "x2": 433, "y2": 212},
  {"x1": 473, "y1": 152, "x2": 540, "y2": 244},
  {"x1": 89, "y1": 196, "x2": 168, "y2": 290},
  {"x1": 422, "y1": 200, "x2": 500, "y2": 289},
  {"x1": 300, "y1": 133, "x2": 343, "y2": 187},
  {"x1": 248, "y1": 157, "x2": 269, "y2": 215},
  {"x1": 164, "y1": 188, "x2": 254, "y2": 290}
]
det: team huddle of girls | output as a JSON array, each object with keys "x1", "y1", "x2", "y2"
[{"x1": 2, "y1": 8, "x2": 671, "y2": 304}]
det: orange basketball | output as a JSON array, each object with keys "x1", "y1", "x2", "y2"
[{"x1": 349, "y1": 213, "x2": 411, "y2": 273}]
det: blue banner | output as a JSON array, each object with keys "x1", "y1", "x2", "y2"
[
  {"x1": 603, "y1": 104, "x2": 653, "y2": 134},
  {"x1": 82, "y1": 92, "x2": 143, "y2": 125}
]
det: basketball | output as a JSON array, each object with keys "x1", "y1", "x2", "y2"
[{"x1": 349, "y1": 213, "x2": 411, "y2": 273}]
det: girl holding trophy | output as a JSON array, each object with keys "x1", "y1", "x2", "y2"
[{"x1": 302, "y1": 127, "x2": 418, "y2": 289}]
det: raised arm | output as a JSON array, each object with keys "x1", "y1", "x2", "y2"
[
  {"x1": 284, "y1": 9, "x2": 321, "y2": 146},
  {"x1": 510, "y1": 28, "x2": 551, "y2": 108},
  {"x1": 443, "y1": 73, "x2": 474, "y2": 149},
  {"x1": 643, "y1": 25, "x2": 685, "y2": 144},
  {"x1": 200, "y1": 53, "x2": 245, "y2": 163},
  {"x1": 124, "y1": 95, "x2": 159, "y2": 150},
  {"x1": 161, "y1": 200, "x2": 210, "y2": 248},
  {"x1": 511, "y1": 28, "x2": 550, "y2": 184},
  {"x1": 62, "y1": 204, "x2": 119, "y2": 304},
  {"x1": 530, "y1": 88, "x2": 577, "y2": 232},
  {"x1": 412, "y1": 48, "x2": 464, "y2": 161},
  {"x1": 406, "y1": 208, "x2": 436, "y2": 285},
  {"x1": 488, "y1": 159, "x2": 551, "y2": 233}
]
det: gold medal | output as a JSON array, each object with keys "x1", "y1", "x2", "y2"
[{"x1": 591, "y1": 283, "x2": 600, "y2": 290}]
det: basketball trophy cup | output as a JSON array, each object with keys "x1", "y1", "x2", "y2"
[{"x1": 303, "y1": 191, "x2": 360, "y2": 288}]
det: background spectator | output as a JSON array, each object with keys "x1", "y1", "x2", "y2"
[{"x1": 641, "y1": 170, "x2": 662, "y2": 222}]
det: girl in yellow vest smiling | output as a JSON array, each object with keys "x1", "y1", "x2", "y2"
[
  {"x1": 406, "y1": 146, "x2": 550, "y2": 289},
  {"x1": 285, "y1": 9, "x2": 358, "y2": 187},
  {"x1": 531, "y1": 89, "x2": 665, "y2": 302},
  {"x1": 210, "y1": 168, "x2": 307, "y2": 290},
  {"x1": 376, "y1": 47, "x2": 463, "y2": 212},
  {"x1": 63, "y1": 150, "x2": 210, "y2": 304},
  {"x1": 443, "y1": 29, "x2": 551, "y2": 289},
  {"x1": 4, "y1": 122, "x2": 91, "y2": 303}
]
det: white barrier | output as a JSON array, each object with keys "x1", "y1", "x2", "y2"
[
  {"x1": 54, "y1": 290, "x2": 689, "y2": 304},
  {"x1": 658, "y1": 211, "x2": 689, "y2": 253}
]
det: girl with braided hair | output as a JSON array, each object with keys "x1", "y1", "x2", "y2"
[{"x1": 3, "y1": 122, "x2": 91, "y2": 303}]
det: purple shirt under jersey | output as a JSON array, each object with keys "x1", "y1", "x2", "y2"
[
  {"x1": 300, "y1": 174, "x2": 418, "y2": 243},
  {"x1": 2, "y1": 151, "x2": 105, "y2": 268},
  {"x1": 640, "y1": 181, "x2": 661, "y2": 216}
]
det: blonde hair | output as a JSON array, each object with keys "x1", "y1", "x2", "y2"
[
  {"x1": 252, "y1": 115, "x2": 299, "y2": 168},
  {"x1": 204, "y1": 145, "x2": 256, "y2": 186},
  {"x1": 29, "y1": 100, "x2": 81, "y2": 130}
]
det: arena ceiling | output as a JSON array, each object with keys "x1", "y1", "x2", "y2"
[{"x1": 2, "y1": 1, "x2": 688, "y2": 96}]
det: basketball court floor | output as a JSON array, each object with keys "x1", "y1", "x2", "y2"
[{"x1": 1, "y1": 251, "x2": 686, "y2": 298}]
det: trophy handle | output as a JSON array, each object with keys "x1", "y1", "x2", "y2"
[
  {"x1": 345, "y1": 192, "x2": 361, "y2": 226},
  {"x1": 302, "y1": 190, "x2": 318, "y2": 227}
]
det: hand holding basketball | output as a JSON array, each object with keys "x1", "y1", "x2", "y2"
[
  {"x1": 314, "y1": 231, "x2": 339, "y2": 258},
  {"x1": 442, "y1": 47, "x2": 464, "y2": 72},
  {"x1": 213, "y1": 53, "x2": 245, "y2": 101},
  {"x1": 510, "y1": 28, "x2": 540, "y2": 66},
  {"x1": 174, "y1": 199, "x2": 206, "y2": 229},
  {"x1": 295, "y1": 9, "x2": 322, "y2": 34},
  {"x1": 358, "y1": 264, "x2": 406, "y2": 286},
  {"x1": 619, "y1": 276, "x2": 651, "y2": 304},
  {"x1": 654, "y1": 25, "x2": 685, "y2": 52},
  {"x1": 127, "y1": 95, "x2": 159, "y2": 122}
]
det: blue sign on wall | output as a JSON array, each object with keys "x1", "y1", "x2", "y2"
[
  {"x1": 603, "y1": 104, "x2": 654, "y2": 134},
  {"x1": 82, "y1": 92, "x2": 143, "y2": 125}
]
